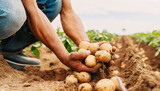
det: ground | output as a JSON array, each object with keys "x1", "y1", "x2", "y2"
[{"x1": 0, "y1": 36, "x2": 160, "y2": 91}]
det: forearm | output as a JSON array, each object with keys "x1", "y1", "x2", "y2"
[
  {"x1": 60, "y1": 0, "x2": 89, "y2": 46},
  {"x1": 22, "y1": 1, "x2": 68, "y2": 64}
]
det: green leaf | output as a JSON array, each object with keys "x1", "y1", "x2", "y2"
[
  {"x1": 25, "y1": 48, "x2": 31, "y2": 54},
  {"x1": 31, "y1": 46, "x2": 40, "y2": 57},
  {"x1": 63, "y1": 39, "x2": 73, "y2": 53},
  {"x1": 33, "y1": 41, "x2": 42, "y2": 48},
  {"x1": 155, "y1": 50, "x2": 160, "y2": 56}
]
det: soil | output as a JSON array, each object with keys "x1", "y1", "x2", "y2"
[{"x1": 0, "y1": 36, "x2": 160, "y2": 91}]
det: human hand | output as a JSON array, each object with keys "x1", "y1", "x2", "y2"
[{"x1": 64, "y1": 51, "x2": 102, "y2": 73}]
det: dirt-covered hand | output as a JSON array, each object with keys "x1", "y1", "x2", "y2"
[{"x1": 65, "y1": 51, "x2": 102, "y2": 73}]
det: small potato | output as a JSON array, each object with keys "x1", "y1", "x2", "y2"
[
  {"x1": 88, "y1": 43, "x2": 99, "y2": 55},
  {"x1": 85, "y1": 55, "x2": 97, "y2": 67},
  {"x1": 95, "y1": 51, "x2": 111, "y2": 63},
  {"x1": 109, "y1": 60, "x2": 115, "y2": 66},
  {"x1": 65, "y1": 75, "x2": 78, "y2": 85},
  {"x1": 95, "y1": 79, "x2": 115, "y2": 91},
  {"x1": 76, "y1": 72, "x2": 91, "y2": 83},
  {"x1": 78, "y1": 83, "x2": 92, "y2": 91},
  {"x1": 112, "y1": 46, "x2": 116, "y2": 52},
  {"x1": 112, "y1": 70, "x2": 119, "y2": 76},
  {"x1": 100, "y1": 43, "x2": 112, "y2": 53},
  {"x1": 120, "y1": 62, "x2": 126, "y2": 69},
  {"x1": 114, "y1": 54, "x2": 120, "y2": 59},
  {"x1": 155, "y1": 71, "x2": 160, "y2": 77},
  {"x1": 79, "y1": 41, "x2": 90, "y2": 50},
  {"x1": 111, "y1": 76, "x2": 125, "y2": 90},
  {"x1": 78, "y1": 48, "x2": 87, "y2": 52}
]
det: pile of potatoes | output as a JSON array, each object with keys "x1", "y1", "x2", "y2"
[
  {"x1": 65, "y1": 71, "x2": 125, "y2": 91},
  {"x1": 65, "y1": 41, "x2": 125, "y2": 91},
  {"x1": 79, "y1": 41, "x2": 116, "y2": 67},
  {"x1": 65, "y1": 71, "x2": 92, "y2": 91}
]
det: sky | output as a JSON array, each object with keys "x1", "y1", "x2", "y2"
[{"x1": 52, "y1": 0, "x2": 160, "y2": 35}]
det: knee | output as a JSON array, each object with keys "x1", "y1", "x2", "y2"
[{"x1": 0, "y1": 6, "x2": 26, "y2": 39}]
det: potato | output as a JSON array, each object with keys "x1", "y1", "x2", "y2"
[
  {"x1": 76, "y1": 72, "x2": 91, "y2": 83},
  {"x1": 79, "y1": 41, "x2": 90, "y2": 50},
  {"x1": 109, "y1": 60, "x2": 115, "y2": 66},
  {"x1": 114, "y1": 54, "x2": 119, "y2": 59},
  {"x1": 100, "y1": 43, "x2": 112, "y2": 53},
  {"x1": 65, "y1": 75, "x2": 78, "y2": 85},
  {"x1": 88, "y1": 43, "x2": 99, "y2": 55},
  {"x1": 95, "y1": 51, "x2": 111, "y2": 63},
  {"x1": 85, "y1": 55, "x2": 97, "y2": 67},
  {"x1": 95, "y1": 79, "x2": 115, "y2": 91},
  {"x1": 112, "y1": 70, "x2": 119, "y2": 76},
  {"x1": 78, "y1": 48, "x2": 87, "y2": 52},
  {"x1": 121, "y1": 62, "x2": 126, "y2": 69},
  {"x1": 155, "y1": 71, "x2": 160, "y2": 77},
  {"x1": 78, "y1": 83, "x2": 92, "y2": 91},
  {"x1": 111, "y1": 76, "x2": 123, "y2": 90}
]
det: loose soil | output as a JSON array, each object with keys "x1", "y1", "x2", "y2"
[{"x1": 0, "y1": 36, "x2": 160, "y2": 91}]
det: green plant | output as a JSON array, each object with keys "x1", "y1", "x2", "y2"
[
  {"x1": 57, "y1": 27, "x2": 78, "y2": 52},
  {"x1": 131, "y1": 30, "x2": 160, "y2": 56},
  {"x1": 25, "y1": 41, "x2": 42, "y2": 57},
  {"x1": 26, "y1": 28, "x2": 118, "y2": 57},
  {"x1": 86, "y1": 30, "x2": 118, "y2": 42}
]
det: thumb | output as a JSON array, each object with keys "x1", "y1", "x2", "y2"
[{"x1": 70, "y1": 50, "x2": 91, "y2": 60}]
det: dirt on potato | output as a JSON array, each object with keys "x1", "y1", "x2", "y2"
[{"x1": 0, "y1": 36, "x2": 160, "y2": 91}]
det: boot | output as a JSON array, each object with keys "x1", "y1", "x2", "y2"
[
  {"x1": 0, "y1": 22, "x2": 40, "y2": 70},
  {"x1": 3, "y1": 52, "x2": 40, "y2": 70}
]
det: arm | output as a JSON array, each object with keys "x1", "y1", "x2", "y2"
[
  {"x1": 60, "y1": 0, "x2": 89, "y2": 46},
  {"x1": 21, "y1": 0, "x2": 102, "y2": 73},
  {"x1": 21, "y1": 0, "x2": 68, "y2": 65}
]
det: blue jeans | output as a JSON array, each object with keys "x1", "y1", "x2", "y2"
[
  {"x1": 0, "y1": 0, "x2": 62, "y2": 40},
  {"x1": 0, "y1": 0, "x2": 62, "y2": 53}
]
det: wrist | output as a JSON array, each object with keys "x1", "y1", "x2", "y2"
[{"x1": 59, "y1": 51, "x2": 70, "y2": 65}]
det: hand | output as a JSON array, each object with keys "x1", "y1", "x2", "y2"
[{"x1": 64, "y1": 51, "x2": 102, "y2": 73}]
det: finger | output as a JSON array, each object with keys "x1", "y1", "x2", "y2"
[
  {"x1": 79, "y1": 63, "x2": 103, "y2": 73},
  {"x1": 93, "y1": 63, "x2": 103, "y2": 71},
  {"x1": 70, "y1": 50, "x2": 91, "y2": 60},
  {"x1": 97, "y1": 41, "x2": 109, "y2": 46}
]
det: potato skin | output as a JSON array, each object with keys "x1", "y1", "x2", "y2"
[
  {"x1": 95, "y1": 79, "x2": 115, "y2": 91},
  {"x1": 85, "y1": 55, "x2": 97, "y2": 67},
  {"x1": 100, "y1": 43, "x2": 112, "y2": 53},
  {"x1": 112, "y1": 70, "x2": 119, "y2": 76},
  {"x1": 76, "y1": 72, "x2": 91, "y2": 83},
  {"x1": 79, "y1": 41, "x2": 90, "y2": 50},
  {"x1": 111, "y1": 76, "x2": 120, "y2": 90},
  {"x1": 111, "y1": 76, "x2": 126, "y2": 90},
  {"x1": 95, "y1": 51, "x2": 111, "y2": 62},
  {"x1": 78, "y1": 83, "x2": 92, "y2": 91},
  {"x1": 65, "y1": 75, "x2": 78, "y2": 85},
  {"x1": 78, "y1": 48, "x2": 87, "y2": 52},
  {"x1": 88, "y1": 43, "x2": 99, "y2": 55}
]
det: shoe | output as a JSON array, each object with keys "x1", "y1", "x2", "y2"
[
  {"x1": 3, "y1": 52, "x2": 40, "y2": 70},
  {"x1": 0, "y1": 21, "x2": 40, "y2": 70}
]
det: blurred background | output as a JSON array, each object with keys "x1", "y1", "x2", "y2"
[{"x1": 52, "y1": 0, "x2": 160, "y2": 35}]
